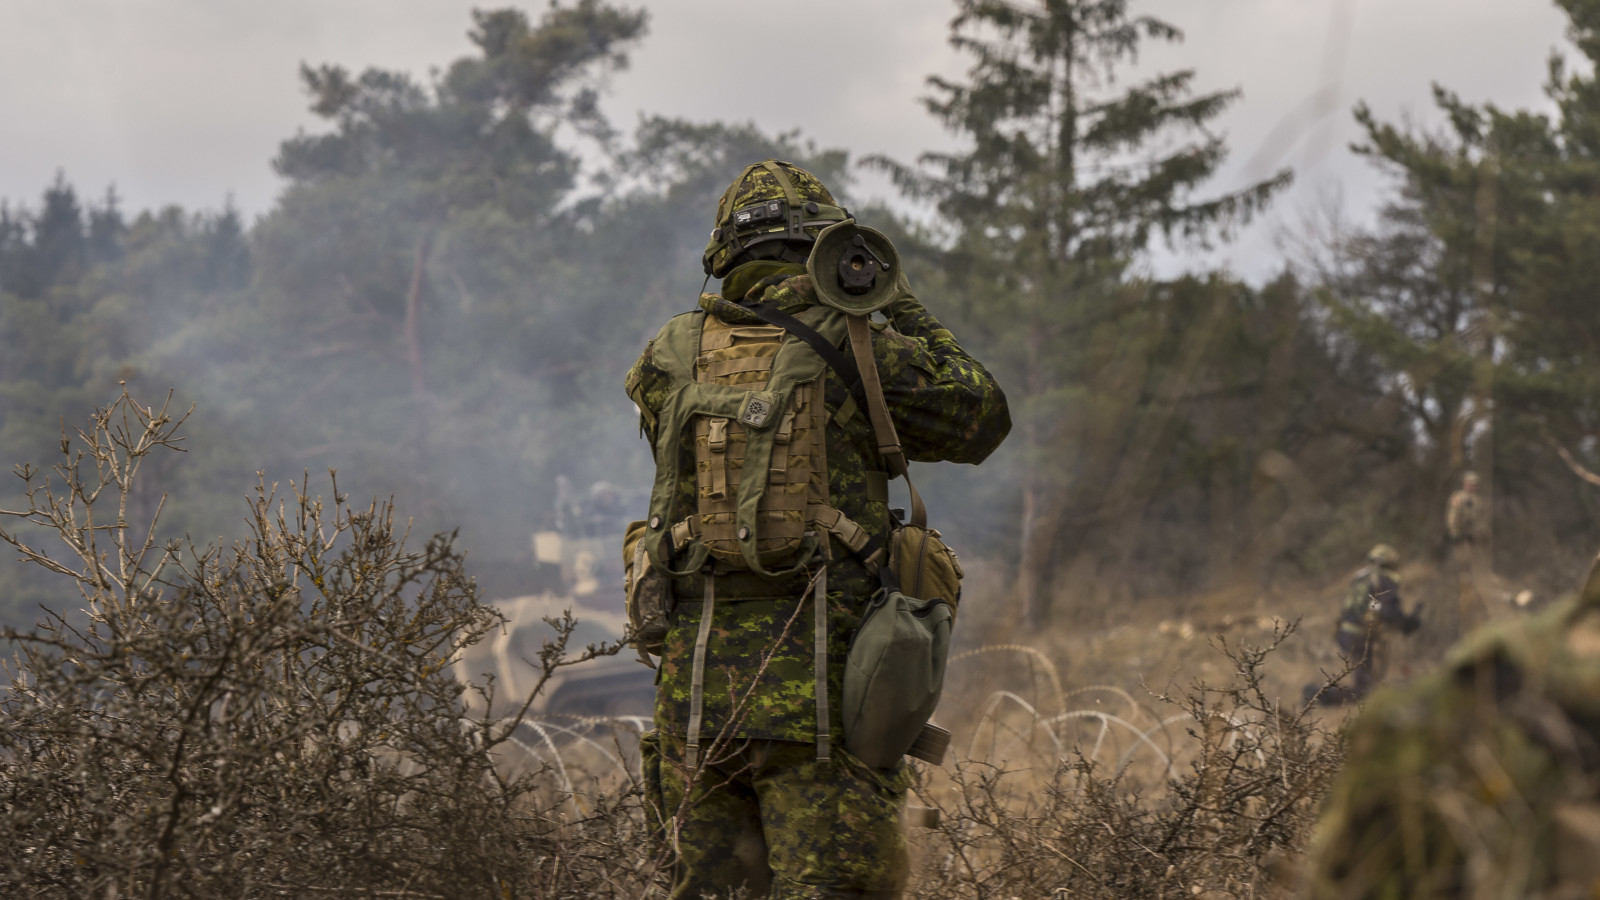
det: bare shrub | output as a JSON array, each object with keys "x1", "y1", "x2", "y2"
[
  {"x1": 910, "y1": 626, "x2": 1343, "y2": 898},
  {"x1": 0, "y1": 391, "x2": 1352, "y2": 898},
  {"x1": 0, "y1": 390, "x2": 661, "y2": 898}
]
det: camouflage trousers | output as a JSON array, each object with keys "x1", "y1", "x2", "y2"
[
  {"x1": 639, "y1": 731, "x2": 911, "y2": 899},
  {"x1": 1330, "y1": 629, "x2": 1379, "y2": 703}
]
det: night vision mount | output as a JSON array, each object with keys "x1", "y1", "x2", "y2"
[{"x1": 701, "y1": 197, "x2": 851, "y2": 276}]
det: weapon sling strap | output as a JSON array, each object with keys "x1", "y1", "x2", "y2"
[
  {"x1": 684, "y1": 573, "x2": 716, "y2": 770},
  {"x1": 741, "y1": 299, "x2": 924, "y2": 533},
  {"x1": 742, "y1": 300, "x2": 868, "y2": 425},
  {"x1": 845, "y1": 314, "x2": 928, "y2": 529}
]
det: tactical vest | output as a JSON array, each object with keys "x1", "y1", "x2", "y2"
[
  {"x1": 1338, "y1": 567, "x2": 1399, "y2": 634},
  {"x1": 640, "y1": 303, "x2": 877, "y2": 579}
]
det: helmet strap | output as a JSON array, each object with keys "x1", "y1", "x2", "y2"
[
  {"x1": 702, "y1": 161, "x2": 847, "y2": 277},
  {"x1": 760, "y1": 160, "x2": 802, "y2": 207}
]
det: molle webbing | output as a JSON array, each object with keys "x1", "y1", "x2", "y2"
[
  {"x1": 641, "y1": 304, "x2": 883, "y2": 579},
  {"x1": 742, "y1": 300, "x2": 869, "y2": 418},
  {"x1": 691, "y1": 318, "x2": 828, "y2": 567}
]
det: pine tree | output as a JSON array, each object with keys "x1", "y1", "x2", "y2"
[
  {"x1": 1328, "y1": 0, "x2": 1600, "y2": 569},
  {"x1": 878, "y1": 0, "x2": 1287, "y2": 621},
  {"x1": 264, "y1": 1, "x2": 647, "y2": 401}
]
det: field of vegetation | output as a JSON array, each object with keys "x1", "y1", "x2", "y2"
[
  {"x1": 2, "y1": 389, "x2": 1554, "y2": 897},
  {"x1": 9, "y1": 0, "x2": 1600, "y2": 895},
  {"x1": 0, "y1": 391, "x2": 1326, "y2": 897}
]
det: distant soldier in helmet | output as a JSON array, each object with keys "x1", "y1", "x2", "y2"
[
  {"x1": 1445, "y1": 471, "x2": 1483, "y2": 547},
  {"x1": 624, "y1": 160, "x2": 1010, "y2": 898},
  {"x1": 1309, "y1": 544, "x2": 1421, "y2": 706},
  {"x1": 1305, "y1": 551, "x2": 1600, "y2": 898},
  {"x1": 1446, "y1": 471, "x2": 1490, "y2": 631}
]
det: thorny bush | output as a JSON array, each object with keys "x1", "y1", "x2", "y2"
[
  {"x1": 0, "y1": 391, "x2": 1352, "y2": 898},
  {"x1": 907, "y1": 626, "x2": 1346, "y2": 899},
  {"x1": 0, "y1": 390, "x2": 661, "y2": 898}
]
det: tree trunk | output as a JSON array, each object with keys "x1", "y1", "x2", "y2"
[{"x1": 404, "y1": 233, "x2": 435, "y2": 400}]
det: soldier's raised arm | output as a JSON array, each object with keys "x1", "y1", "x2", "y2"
[{"x1": 873, "y1": 297, "x2": 1010, "y2": 465}]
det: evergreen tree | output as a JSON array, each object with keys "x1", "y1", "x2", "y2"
[
  {"x1": 86, "y1": 187, "x2": 127, "y2": 268},
  {"x1": 879, "y1": 0, "x2": 1288, "y2": 621},
  {"x1": 1328, "y1": 0, "x2": 1600, "y2": 572},
  {"x1": 29, "y1": 174, "x2": 89, "y2": 298},
  {"x1": 166, "y1": 3, "x2": 656, "y2": 595},
  {"x1": 263, "y1": 1, "x2": 646, "y2": 401}
]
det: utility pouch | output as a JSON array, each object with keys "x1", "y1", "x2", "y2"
[
  {"x1": 842, "y1": 587, "x2": 954, "y2": 769},
  {"x1": 889, "y1": 523, "x2": 964, "y2": 618},
  {"x1": 623, "y1": 519, "x2": 671, "y2": 666}
]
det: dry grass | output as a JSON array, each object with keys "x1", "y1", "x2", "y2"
[{"x1": 0, "y1": 391, "x2": 1465, "y2": 898}]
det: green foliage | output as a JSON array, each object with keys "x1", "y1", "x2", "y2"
[
  {"x1": 872, "y1": 0, "x2": 1291, "y2": 620},
  {"x1": 0, "y1": 5, "x2": 873, "y2": 619},
  {"x1": 7, "y1": 0, "x2": 1600, "y2": 631},
  {"x1": 1320, "y1": 0, "x2": 1600, "y2": 576}
]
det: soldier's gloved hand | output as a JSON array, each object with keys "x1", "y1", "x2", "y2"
[{"x1": 884, "y1": 291, "x2": 928, "y2": 328}]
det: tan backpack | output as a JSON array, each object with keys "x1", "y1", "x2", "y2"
[{"x1": 687, "y1": 317, "x2": 831, "y2": 567}]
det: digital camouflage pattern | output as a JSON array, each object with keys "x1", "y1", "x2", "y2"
[
  {"x1": 720, "y1": 162, "x2": 837, "y2": 212},
  {"x1": 703, "y1": 163, "x2": 840, "y2": 278},
  {"x1": 1335, "y1": 563, "x2": 1405, "y2": 638},
  {"x1": 625, "y1": 269, "x2": 1010, "y2": 745},
  {"x1": 640, "y1": 731, "x2": 911, "y2": 899},
  {"x1": 1305, "y1": 554, "x2": 1600, "y2": 898}
]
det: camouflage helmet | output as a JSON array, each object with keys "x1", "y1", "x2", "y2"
[
  {"x1": 701, "y1": 160, "x2": 851, "y2": 279},
  {"x1": 1368, "y1": 544, "x2": 1400, "y2": 569}
]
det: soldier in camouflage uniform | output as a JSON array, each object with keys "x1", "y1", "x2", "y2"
[
  {"x1": 625, "y1": 161, "x2": 1009, "y2": 898},
  {"x1": 1446, "y1": 472, "x2": 1484, "y2": 548},
  {"x1": 1447, "y1": 471, "x2": 1490, "y2": 632},
  {"x1": 1305, "y1": 550, "x2": 1600, "y2": 899},
  {"x1": 1309, "y1": 544, "x2": 1420, "y2": 706}
]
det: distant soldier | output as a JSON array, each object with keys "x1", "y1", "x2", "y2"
[
  {"x1": 1445, "y1": 471, "x2": 1484, "y2": 547},
  {"x1": 1305, "y1": 552, "x2": 1600, "y2": 898},
  {"x1": 1446, "y1": 471, "x2": 1488, "y2": 631},
  {"x1": 1309, "y1": 544, "x2": 1421, "y2": 706}
]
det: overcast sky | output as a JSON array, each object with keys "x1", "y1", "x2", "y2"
[{"x1": 1, "y1": 0, "x2": 1574, "y2": 280}]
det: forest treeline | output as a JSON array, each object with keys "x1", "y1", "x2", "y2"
[{"x1": 6, "y1": 0, "x2": 1600, "y2": 629}]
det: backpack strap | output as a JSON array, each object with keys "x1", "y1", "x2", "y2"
[
  {"x1": 741, "y1": 300, "x2": 868, "y2": 421},
  {"x1": 684, "y1": 572, "x2": 716, "y2": 769},
  {"x1": 812, "y1": 562, "x2": 831, "y2": 762},
  {"x1": 845, "y1": 314, "x2": 928, "y2": 529}
]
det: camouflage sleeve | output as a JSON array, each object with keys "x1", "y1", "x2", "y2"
[
  {"x1": 874, "y1": 297, "x2": 1010, "y2": 464},
  {"x1": 624, "y1": 339, "x2": 669, "y2": 444},
  {"x1": 1337, "y1": 578, "x2": 1366, "y2": 623}
]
